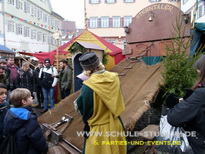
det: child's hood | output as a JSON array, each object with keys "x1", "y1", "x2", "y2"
[{"x1": 10, "y1": 107, "x2": 30, "y2": 120}]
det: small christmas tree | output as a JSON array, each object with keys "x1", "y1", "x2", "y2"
[{"x1": 160, "y1": 16, "x2": 203, "y2": 99}]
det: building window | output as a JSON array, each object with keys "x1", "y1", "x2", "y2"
[
  {"x1": 90, "y1": 17, "x2": 98, "y2": 28},
  {"x1": 31, "y1": 5, "x2": 34, "y2": 16},
  {"x1": 37, "y1": 9, "x2": 40, "y2": 19},
  {"x1": 43, "y1": 13, "x2": 48, "y2": 23},
  {"x1": 37, "y1": 32, "x2": 42, "y2": 41},
  {"x1": 169, "y1": 0, "x2": 179, "y2": 1},
  {"x1": 89, "y1": 0, "x2": 100, "y2": 4},
  {"x1": 101, "y1": 16, "x2": 109, "y2": 28},
  {"x1": 24, "y1": 27, "x2": 30, "y2": 37},
  {"x1": 124, "y1": 16, "x2": 132, "y2": 27},
  {"x1": 34, "y1": 7, "x2": 37, "y2": 17},
  {"x1": 40, "y1": 10, "x2": 43, "y2": 20},
  {"x1": 19, "y1": 0, "x2": 23, "y2": 10},
  {"x1": 27, "y1": 3, "x2": 30, "y2": 14},
  {"x1": 124, "y1": 0, "x2": 135, "y2": 3},
  {"x1": 24, "y1": 1, "x2": 27, "y2": 13},
  {"x1": 16, "y1": 24, "x2": 23, "y2": 35},
  {"x1": 198, "y1": 5, "x2": 204, "y2": 18},
  {"x1": 113, "y1": 16, "x2": 120, "y2": 27},
  {"x1": 31, "y1": 29, "x2": 37, "y2": 39},
  {"x1": 105, "y1": 0, "x2": 116, "y2": 4},
  {"x1": 23, "y1": 2, "x2": 30, "y2": 13},
  {"x1": 7, "y1": 0, "x2": 14, "y2": 5},
  {"x1": 7, "y1": 20, "x2": 15, "y2": 32},
  {"x1": 16, "y1": 0, "x2": 19, "y2": 9},
  {"x1": 43, "y1": 34, "x2": 47, "y2": 42},
  {"x1": 149, "y1": 0, "x2": 161, "y2": 2}
]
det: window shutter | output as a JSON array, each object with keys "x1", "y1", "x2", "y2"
[
  {"x1": 121, "y1": 17, "x2": 124, "y2": 27},
  {"x1": 24, "y1": 26, "x2": 26, "y2": 37},
  {"x1": 98, "y1": 18, "x2": 101, "y2": 28},
  {"x1": 16, "y1": 23, "x2": 18, "y2": 35},
  {"x1": 16, "y1": 0, "x2": 19, "y2": 8},
  {"x1": 109, "y1": 17, "x2": 112, "y2": 28}
]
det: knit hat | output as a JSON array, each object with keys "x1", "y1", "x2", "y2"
[
  {"x1": 44, "y1": 58, "x2": 50, "y2": 63},
  {"x1": 79, "y1": 52, "x2": 100, "y2": 70}
]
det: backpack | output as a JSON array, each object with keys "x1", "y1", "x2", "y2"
[
  {"x1": 0, "y1": 133, "x2": 18, "y2": 154},
  {"x1": 41, "y1": 66, "x2": 54, "y2": 88},
  {"x1": 0, "y1": 120, "x2": 28, "y2": 154}
]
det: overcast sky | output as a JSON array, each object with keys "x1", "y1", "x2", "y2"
[{"x1": 50, "y1": 0, "x2": 85, "y2": 29}]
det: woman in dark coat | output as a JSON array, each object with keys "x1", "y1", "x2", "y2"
[{"x1": 167, "y1": 55, "x2": 205, "y2": 154}]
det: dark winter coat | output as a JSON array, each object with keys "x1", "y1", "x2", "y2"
[
  {"x1": 0, "y1": 101, "x2": 9, "y2": 145},
  {"x1": 34, "y1": 67, "x2": 42, "y2": 87},
  {"x1": 167, "y1": 87, "x2": 205, "y2": 154},
  {"x1": 3, "y1": 106, "x2": 48, "y2": 154},
  {"x1": 16, "y1": 68, "x2": 36, "y2": 93}
]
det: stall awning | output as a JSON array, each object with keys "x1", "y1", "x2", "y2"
[{"x1": 0, "y1": 45, "x2": 15, "y2": 54}]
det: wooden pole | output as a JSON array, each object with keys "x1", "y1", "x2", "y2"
[{"x1": 17, "y1": 52, "x2": 35, "y2": 68}]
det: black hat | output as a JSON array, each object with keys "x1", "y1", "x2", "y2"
[
  {"x1": 79, "y1": 52, "x2": 99, "y2": 70},
  {"x1": 44, "y1": 58, "x2": 50, "y2": 63}
]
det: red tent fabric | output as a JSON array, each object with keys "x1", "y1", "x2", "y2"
[{"x1": 19, "y1": 50, "x2": 68, "y2": 65}]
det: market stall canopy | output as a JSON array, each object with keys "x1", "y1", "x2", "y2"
[
  {"x1": 56, "y1": 30, "x2": 125, "y2": 70},
  {"x1": 19, "y1": 30, "x2": 124, "y2": 69},
  {"x1": 0, "y1": 45, "x2": 15, "y2": 54},
  {"x1": 18, "y1": 50, "x2": 68, "y2": 65}
]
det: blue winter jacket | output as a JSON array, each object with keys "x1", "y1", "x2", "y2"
[{"x1": 3, "y1": 106, "x2": 48, "y2": 154}]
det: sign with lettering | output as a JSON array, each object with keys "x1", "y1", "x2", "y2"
[{"x1": 136, "y1": 4, "x2": 174, "y2": 20}]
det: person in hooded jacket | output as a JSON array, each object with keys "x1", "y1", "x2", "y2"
[
  {"x1": 0, "y1": 83, "x2": 9, "y2": 145},
  {"x1": 167, "y1": 54, "x2": 205, "y2": 154},
  {"x1": 15, "y1": 62, "x2": 36, "y2": 97},
  {"x1": 74, "y1": 52, "x2": 127, "y2": 154},
  {"x1": 3, "y1": 88, "x2": 48, "y2": 154}
]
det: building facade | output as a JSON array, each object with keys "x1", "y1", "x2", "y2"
[
  {"x1": 86, "y1": 0, "x2": 180, "y2": 49},
  {"x1": 0, "y1": 0, "x2": 64, "y2": 54},
  {"x1": 181, "y1": 0, "x2": 205, "y2": 23}
]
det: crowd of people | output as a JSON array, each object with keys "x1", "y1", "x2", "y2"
[
  {"x1": 0, "y1": 57, "x2": 73, "y2": 113},
  {"x1": 0, "y1": 56, "x2": 74, "y2": 153}
]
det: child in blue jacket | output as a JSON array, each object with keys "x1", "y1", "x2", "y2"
[{"x1": 3, "y1": 88, "x2": 48, "y2": 154}]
